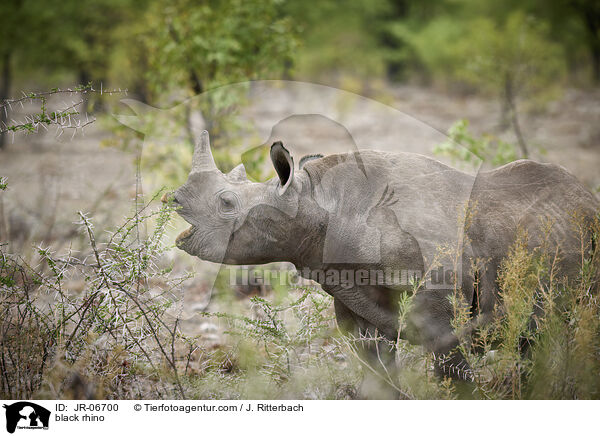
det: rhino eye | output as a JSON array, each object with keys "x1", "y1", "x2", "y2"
[{"x1": 218, "y1": 191, "x2": 239, "y2": 215}]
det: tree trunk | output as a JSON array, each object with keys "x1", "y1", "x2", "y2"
[
  {"x1": 592, "y1": 44, "x2": 600, "y2": 84},
  {"x1": 0, "y1": 51, "x2": 11, "y2": 150},
  {"x1": 504, "y1": 74, "x2": 528, "y2": 159},
  {"x1": 167, "y1": 24, "x2": 203, "y2": 95},
  {"x1": 78, "y1": 69, "x2": 91, "y2": 113},
  {"x1": 579, "y1": 3, "x2": 600, "y2": 83}
]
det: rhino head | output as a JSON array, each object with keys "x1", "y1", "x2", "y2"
[{"x1": 166, "y1": 130, "x2": 306, "y2": 265}]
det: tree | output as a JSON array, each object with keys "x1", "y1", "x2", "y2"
[
  {"x1": 142, "y1": 0, "x2": 297, "y2": 100},
  {"x1": 570, "y1": 0, "x2": 600, "y2": 83},
  {"x1": 454, "y1": 12, "x2": 565, "y2": 157},
  {"x1": 134, "y1": 0, "x2": 298, "y2": 165},
  {"x1": 534, "y1": 0, "x2": 600, "y2": 83},
  {"x1": 282, "y1": 0, "x2": 390, "y2": 83},
  {"x1": 44, "y1": 0, "x2": 143, "y2": 110},
  {"x1": 0, "y1": 0, "x2": 142, "y2": 149},
  {"x1": 0, "y1": 0, "x2": 39, "y2": 149}
]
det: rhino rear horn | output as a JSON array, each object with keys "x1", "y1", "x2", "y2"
[
  {"x1": 227, "y1": 163, "x2": 247, "y2": 182},
  {"x1": 191, "y1": 130, "x2": 219, "y2": 174},
  {"x1": 270, "y1": 141, "x2": 294, "y2": 194}
]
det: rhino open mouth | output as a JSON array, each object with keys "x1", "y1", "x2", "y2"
[{"x1": 175, "y1": 225, "x2": 196, "y2": 247}]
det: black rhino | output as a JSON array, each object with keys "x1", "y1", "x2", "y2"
[{"x1": 166, "y1": 131, "x2": 599, "y2": 379}]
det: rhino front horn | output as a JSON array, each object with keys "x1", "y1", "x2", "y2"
[{"x1": 191, "y1": 130, "x2": 219, "y2": 174}]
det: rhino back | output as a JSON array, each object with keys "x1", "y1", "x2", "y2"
[
  {"x1": 469, "y1": 159, "x2": 599, "y2": 269},
  {"x1": 302, "y1": 150, "x2": 475, "y2": 268},
  {"x1": 302, "y1": 152, "x2": 597, "y2": 276}
]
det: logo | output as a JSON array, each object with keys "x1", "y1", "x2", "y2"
[{"x1": 2, "y1": 402, "x2": 50, "y2": 434}]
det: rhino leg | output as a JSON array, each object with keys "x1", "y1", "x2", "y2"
[
  {"x1": 333, "y1": 297, "x2": 356, "y2": 334},
  {"x1": 404, "y1": 290, "x2": 474, "y2": 381},
  {"x1": 332, "y1": 285, "x2": 473, "y2": 381},
  {"x1": 333, "y1": 298, "x2": 398, "y2": 399},
  {"x1": 333, "y1": 297, "x2": 395, "y2": 361},
  {"x1": 330, "y1": 285, "x2": 399, "y2": 339}
]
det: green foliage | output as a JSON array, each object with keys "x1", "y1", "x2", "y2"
[
  {"x1": 456, "y1": 12, "x2": 566, "y2": 107},
  {"x1": 241, "y1": 144, "x2": 273, "y2": 182},
  {"x1": 103, "y1": 0, "x2": 298, "y2": 190},
  {"x1": 391, "y1": 9, "x2": 566, "y2": 98},
  {"x1": 0, "y1": 0, "x2": 47, "y2": 63},
  {"x1": 284, "y1": 0, "x2": 390, "y2": 84},
  {"x1": 48, "y1": 0, "x2": 139, "y2": 80},
  {"x1": 382, "y1": 0, "x2": 592, "y2": 87},
  {"x1": 142, "y1": 0, "x2": 297, "y2": 99},
  {"x1": 434, "y1": 119, "x2": 518, "y2": 168},
  {"x1": 387, "y1": 15, "x2": 464, "y2": 83},
  {"x1": 492, "y1": 219, "x2": 600, "y2": 399},
  {"x1": 496, "y1": 231, "x2": 541, "y2": 358},
  {"x1": 2, "y1": 0, "x2": 599, "y2": 100}
]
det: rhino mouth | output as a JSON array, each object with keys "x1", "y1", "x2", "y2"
[{"x1": 175, "y1": 225, "x2": 196, "y2": 247}]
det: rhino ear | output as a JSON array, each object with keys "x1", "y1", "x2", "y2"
[
  {"x1": 270, "y1": 141, "x2": 294, "y2": 194},
  {"x1": 114, "y1": 98, "x2": 158, "y2": 133}
]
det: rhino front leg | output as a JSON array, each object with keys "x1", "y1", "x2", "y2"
[
  {"x1": 334, "y1": 297, "x2": 394, "y2": 346},
  {"x1": 333, "y1": 297, "x2": 399, "y2": 399},
  {"x1": 333, "y1": 297, "x2": 357, "y2": 334},
  {"x1": 404, "y1": 290, "x2": 473, "y2": 381},
  {"x1": 330, "y1": 286, "x2": 399, "y2": 340}
]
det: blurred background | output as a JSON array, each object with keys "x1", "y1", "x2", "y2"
[{"x1": 1, "y1": 0, "x2": 599, "y2": 400}]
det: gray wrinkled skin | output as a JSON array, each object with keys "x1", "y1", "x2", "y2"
[{"x1": 168, "y1": 131, "x2": 599, "y2": 380}]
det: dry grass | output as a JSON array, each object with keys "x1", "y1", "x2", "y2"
[{"x1": 1, "y1": 191, "x2": 599, "y2": 399}]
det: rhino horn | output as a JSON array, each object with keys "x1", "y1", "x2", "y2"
[
  {"x1": 227, "y1": 163, "x2": 247, "y2": 182},
  {"x1": 191, "y1": 130, "x2": 219, "y2": 174}
]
